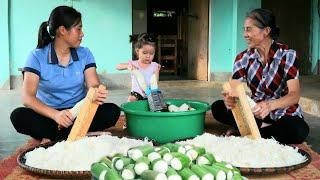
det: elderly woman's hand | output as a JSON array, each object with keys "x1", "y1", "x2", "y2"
[
  {"x1": 253, "y1": 100, "x2": 271, "y2": 119},
  {"x1": 222, "y1": 90, "x2": 236, "y2": 109}
]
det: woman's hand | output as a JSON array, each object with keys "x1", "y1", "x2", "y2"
[
  {"x1": 84, "y1": 67, "x2": 107, "y2": 105},
  {"x1": 53, "y1": 110, "x2": 74, "y2": 128},
  {"x1": 222, "y1": 90, "x2": 236, "y2": 109},
  {"x1": 253, "y1": 100, "x2": 271, "y2": 119},
  {"x1": 93, "y1": 87, "x2": 108, "y2": 105}
]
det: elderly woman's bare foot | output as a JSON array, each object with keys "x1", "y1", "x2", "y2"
[
  {"x1": 122, "y1": 122, "x2": 127, "y2": 129},
  {"x1": 40, "y1": 138, "x2": 51, "y2": 144}
]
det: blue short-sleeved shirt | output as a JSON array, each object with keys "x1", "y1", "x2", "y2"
[{"x1": 24, "y1": 43, "x2": 96, "y2": 109}]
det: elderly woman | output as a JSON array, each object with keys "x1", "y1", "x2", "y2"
[{"x1": 211, "y1": 8, "x2": 309, "y2": 144}]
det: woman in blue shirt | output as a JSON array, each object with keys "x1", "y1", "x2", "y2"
[{"x1": 10, "y1": 6, "x2": 120, "y2": 141}]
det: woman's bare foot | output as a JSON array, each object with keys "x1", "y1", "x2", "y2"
[
  {"x1": 222, "y1": 128, "x2": 240, "y2": 136},
  {"x1": 87, "y1": 131, "x2": 112, "y2": 136}
]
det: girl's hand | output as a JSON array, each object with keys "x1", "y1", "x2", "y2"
[
  {"x1": 127, "y1": 95, "x2": 138, "y2": 102},
  {"x1": 156, "y1": 64, "x2": 161, "y2": 72},
  {"x1": 127, "y1": 61, "x2": 133, "y2": 70},
  {"x1": 222, "y1": 90, "x2": 236, "y2": 109},
  {"x1": 93, "y1": 88, "x2": 108, "y2": 105},
  {"x1": 54, "y1": 110, "x2": 74, "y2": 128},
  {"x1": 253, "y1": 100, "x2": 271, "y2": 119},
  {"x1": 127, "y1": 61, "x2": 139, "y2": 71}
]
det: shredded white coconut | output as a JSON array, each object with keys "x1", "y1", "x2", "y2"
[
  {"x1": 177, "y1": 133, "x2": 307, "y2": 168},
  {"x1": 25, "y1": 135, "x2": 152, "y2": 171}
]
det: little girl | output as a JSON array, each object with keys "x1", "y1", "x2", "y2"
[{"x1": 116, "y1": 33, "x2": 161, "y2": 102}]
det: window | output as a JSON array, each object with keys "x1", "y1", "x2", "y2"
[{"x1": 153, "y1": 10, "x2": 176, "y2": 17}]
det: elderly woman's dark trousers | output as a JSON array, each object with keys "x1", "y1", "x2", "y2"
[{"x1": 211, "y1": 100, "x2": 309, "y2": 144}]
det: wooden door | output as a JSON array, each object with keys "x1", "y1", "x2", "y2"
[
  {"x1": 187, "y1": 0, "x2": 209, "y2": 80},
  {"x1": 262, "y1": 0, "x2": 311, "y2": 74}
]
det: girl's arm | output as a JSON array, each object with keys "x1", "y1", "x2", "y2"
[
  {"x1": 22, "y1": 72, "x2": 73, "y2": 127},
  {"x1": 155, "y1": 63, "x2": 161, "y2": 81},
  {"x1": 116, "y1": 63, "x2": 129, "y2": 70}
]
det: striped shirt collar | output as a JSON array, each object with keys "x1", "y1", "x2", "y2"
[{"x1": 248, "y1": 40, "x2": 278, "y2": 63}]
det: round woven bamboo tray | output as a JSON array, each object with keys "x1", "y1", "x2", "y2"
[
  {"x1": 236, "y1": 148, "x2": 311, "y2": 175},
  {"x1": 18, "y1": 137, "x2": 311, "y2": 178},
  {"x1": 17, "y1": 141, "x2": 91, "y2": 179}
]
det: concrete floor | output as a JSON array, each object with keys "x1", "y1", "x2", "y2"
[{"x1": 0, "y1": 77, "x2": 319, "y2": 160}]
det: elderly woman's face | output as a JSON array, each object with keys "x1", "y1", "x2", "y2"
[{"x1": 243, "y1": 18, "x2": 268, "y2": 49}]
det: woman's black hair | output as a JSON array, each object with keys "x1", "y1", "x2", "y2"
[
  {"x1": 130, "y1": 33, "x2": 157, "y2": 50},
  {"x1": 37, "y1": 6, "x2": 82, "y2": 48},
  {"x1": 247, "y1": 8, "x2": 280, "y2": 40}
]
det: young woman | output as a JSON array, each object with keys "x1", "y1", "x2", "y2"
[
  {"x1": 116, "y1": 33, "x2": 161, "y2": 102},
  {"x1": 10, "y1": 6, "x2": 120, "y2": 141},
  {"x1": 211, "y1": 8, "x2": 309, "y2": 144}
]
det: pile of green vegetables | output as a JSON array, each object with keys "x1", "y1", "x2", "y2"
[{"x1": 91, "y1": 143, "x2": 243, "y2": 180}]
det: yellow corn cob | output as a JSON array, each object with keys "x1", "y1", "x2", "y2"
[
  {"x1": 67, "y1": 85, "x2": 106, "y2": 141},
  {"x1": 69, "y1": 98, "x2": 85, "y2": 119},
  {"x1": 128, "y1": 65, "x2": 147, "y2": 91},
  {"x1": 150, "y1": 73, "x2": 158, "y2": 90}
]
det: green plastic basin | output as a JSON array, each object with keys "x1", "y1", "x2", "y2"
[{"x1": 121, "y1": 99, "x2": 210, "y2": 144}]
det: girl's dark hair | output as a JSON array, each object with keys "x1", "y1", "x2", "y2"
[
  {"x1": 130, "y1": 33, "x2": 157, "y2": 50},
  {"x1": 247, "y1": 8, "x2": 280, "y2": 40},
  {"x1": 37, "y1": 6, "x2": 82, "y2": 48}
]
